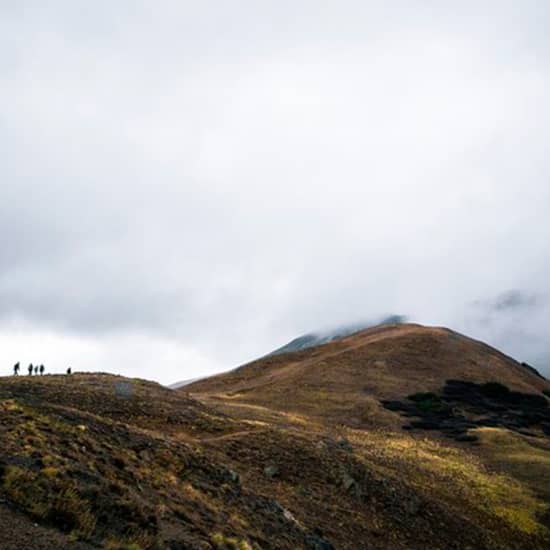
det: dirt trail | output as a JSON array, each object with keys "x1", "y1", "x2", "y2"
[{"x1": 199, "y1": 429, "x2": 258, "y2": 443}]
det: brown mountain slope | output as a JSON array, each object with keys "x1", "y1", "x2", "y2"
[
  {"x1": 185, "y1": 323, "x2": 550, "y2": 429},
  {"x1": 181, "y1": 323, "x2": 550, "y2": 548},
  {"x1": 1, "y1": 372, "x2": 549, "y2": 549}
]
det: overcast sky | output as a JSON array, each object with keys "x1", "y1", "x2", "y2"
[{"x1": 1, "y1": 1, "x2": 549, "y2": 384}]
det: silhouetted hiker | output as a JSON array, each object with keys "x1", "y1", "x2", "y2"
[
  {"x1": 34, "y1": 365, "x2": 38, "y2": 375},
  {"x1": 13, "y1": 362, "x2": 20, "y2": 376},
  {"x1": 67, "y1": 367, "x2": 72, "y2": 375},
  {"x1": 39, "y1": 364, "x2": 45, "y2": 376},
  {"x1": 28, "y1": 363, "x2": 33, "y2": 375}
]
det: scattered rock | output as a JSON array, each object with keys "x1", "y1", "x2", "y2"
[
  {"x1": 341, "y1": 472, "x2": 357, "y2": 492},
  {"x1": 336, "y1": 438, "x2": 353, "y2": 453},
  {"x1": 263, "y1": 465, "x2": 280, "y2": 479},
  {"x1": 305, "y1": 533, "x2": 335, "y2": 550},
  {"x1": 283, "y1": 508, "x2": 296, "y2": 522},
  {"x1": 315, "y1": 440, "x2": 327, "y2": 451},
  {"x1": 227, "y1": 469, "x2": 240, "y2": 483}
]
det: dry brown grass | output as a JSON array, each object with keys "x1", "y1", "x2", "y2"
[{"x1": 187, "y1": 324, "x2": 550, "y2": 429}]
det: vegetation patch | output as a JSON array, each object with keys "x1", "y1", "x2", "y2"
[
  {"x1": 211, "y1": 532, "x2": 254, "y2": 550},
  {"x1": 2, "y1": 465, "x2": 96, "y2": 538},
  {"x1": 407, "y1": 392, "x2": 444, "y2": 413},
  {"x1": 348, "y1": 429, "x2": 550, "y2": 538},
  {"x1": 383, "y1": 379, "x2": 550, "y2": 441},
  {"x1": 480, "y1": 382, "x2": 511, "y2": 399}
]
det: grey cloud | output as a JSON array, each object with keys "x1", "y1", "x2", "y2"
[
  {"x1": 493, "y1": 292, "x2": 539, "y2": 311},
  {"x1": 1, "y1": 1, "x2": 549, "y2": 381},
  {"x1": 466, "y1": 290, "x2": 549, "y2": 374},
  {"x1": 474, "y1": 290, "x2": 541, "y2": 312}
]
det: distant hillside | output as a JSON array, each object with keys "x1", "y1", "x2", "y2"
[
  {"x1": 168, "y1": 376, "x2": 205, "y2": 389},
  {"x1": 186, "y1": 323, "x2": 550, "y2": 429},
  {"x1": 169, "y1": 316, "x2": 407, "y2": 390}
]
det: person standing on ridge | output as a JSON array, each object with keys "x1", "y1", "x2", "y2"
[
  {"x1": 67, "y1": 367, "x2": 72, "y2": 375},
  {"x1": 39, "y1": 365, "x2": 45, "y2": 376},
  {"x1": 34, "y1": 365, "x2": 38, "y2": 375},
  {"x1": 28, "y1": 363, "x2": 33, "y2": 375},
  {"x1": 13, "y1": 362, "x2": 20, "y2": 376}
]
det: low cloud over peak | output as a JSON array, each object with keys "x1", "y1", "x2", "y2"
[{"x1": 1, "y1": 2, "x2": 549, "y2": 382}]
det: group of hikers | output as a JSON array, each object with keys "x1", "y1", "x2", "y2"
[{"x1": 12, "y1": 362, "x2": 72, "y2": 376}]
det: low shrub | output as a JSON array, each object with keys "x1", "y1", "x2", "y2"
[
  {"x1": 211, "y1": 532, "x2": 253, "y2": 550},
  {"x1": 104, "y1": 537, "x2": 152, "y2": 550},
  {"x1": 407, "y1": 392, "x2": 443, "y2": 412}
]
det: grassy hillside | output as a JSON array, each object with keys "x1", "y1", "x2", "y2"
[
  {"x1": 186, "y1": 324, "x2": 550, "y2": 428},
  {"x1": 1, "y1": 325, "x2": 549, "y2": 549}
]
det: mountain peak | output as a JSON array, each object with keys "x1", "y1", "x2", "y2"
[{"x1": 270, "y1": 314, "x2": 408, "y2": 356}]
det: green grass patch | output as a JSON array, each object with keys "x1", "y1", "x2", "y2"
[
  {"x1": 211, "y1": 533, "x2": 254, "y2": 550},
  {"x1": 407, "y1": 392, "x2": 443, "y2": 412}
]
